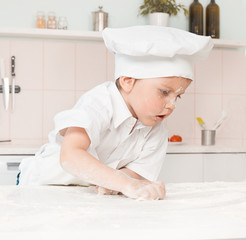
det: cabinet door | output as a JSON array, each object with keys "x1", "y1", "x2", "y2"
[
  {"x1": 158, "y1": 154, "x2": 203, "y2": 183},
  {"x1": 203, "y1": 153, "x2": 246, "y2": 182},
  {"x1": 0, "y1": 155, "x2": 31, "y2": 185}
]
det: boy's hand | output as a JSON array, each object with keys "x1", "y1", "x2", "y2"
[
  {"x1": 95, "y1": 186, "x2": 119, "y2": 195},
  {"x1": 123, "y1": 179, "x2": 166, "y2": 200},
  {"x1": 95, "y1": 172, "x2": 166, "y2": 200},
  {"x1": 94, "y1": 180, "x2": 165, "y2": 201}
]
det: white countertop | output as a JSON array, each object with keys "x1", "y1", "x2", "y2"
[
  {"x1": 0, "y1": 142, "x2": 246, "y2": 155},
  {"x1": 1, "y1": 182, "x2": 246, "y2": 239},
  {"x1": 0, "y1": 143, "x2": 40, "y2": 155},
  {"x1": 167, "y1": 143, "x2": 246, "y2": 154}
]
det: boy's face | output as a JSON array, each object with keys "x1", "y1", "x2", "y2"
[{"x1": 120, "y1": 76, "x2": 191, "y2": 126}]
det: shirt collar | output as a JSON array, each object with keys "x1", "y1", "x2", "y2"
[
  {"x1": 135, "y1": 120, "x2": 152, "y2": 138},
  {"x1": 108, "y1": 82, "x2": 152, "y2": 138},
  {"x1": 109, "y1": 82, "x2": 133, "y2": 129}
]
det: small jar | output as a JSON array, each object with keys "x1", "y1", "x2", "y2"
[
  {"x1": 36, "y1": 11, "x2": 46, "y2": 29},
  {"x1": 47, "y1": 12, "x2": 57, "y2": 29},
  {"x1": 58, "y1": 17, "x2": 68, "y2": 30}
]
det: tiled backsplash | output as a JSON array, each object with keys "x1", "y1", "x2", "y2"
[{"x1": 0, "y1": 39, "x2": 246, "y2": 146}]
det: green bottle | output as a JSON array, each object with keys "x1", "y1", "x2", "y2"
[
  {"x1": 189, "y1": 0, "x2": 203, "y2": 35},
  {"x1": 206, "y1": 0, "x2": 220, "y2": 38}
]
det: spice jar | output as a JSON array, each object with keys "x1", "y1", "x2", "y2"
[
  {"x1": 47, "y1": 12, "x2": 57, "y2": 29},
  {"x1": 36, "y1": 11, "x2": 46, "y2": 29},
  {"x1": 58, "y1": 17, "x2": 68, "y2": 30}
]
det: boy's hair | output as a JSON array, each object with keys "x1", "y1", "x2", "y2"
[{"x1": 115, "y1": 78, "x2": 121, "y2": 90}]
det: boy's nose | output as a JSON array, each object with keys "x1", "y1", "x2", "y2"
[{"x1": 164, "y1": 98, "x2": 176, "y2": 110}]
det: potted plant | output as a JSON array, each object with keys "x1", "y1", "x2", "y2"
[{"x1": 139, "y1": 0, "x2": 188, "y2": 26}]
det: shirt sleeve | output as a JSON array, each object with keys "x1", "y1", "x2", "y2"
[
  {"x1": 125, "y1": 122, "x2": 168, "y2": 181},
  {"x1": 53, "y1": 85, "x2": 112, "y2": 149}
]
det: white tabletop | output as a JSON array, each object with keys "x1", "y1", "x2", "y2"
[{"x1": 1, "y1": 182, "x2": 246, "y2": 239}]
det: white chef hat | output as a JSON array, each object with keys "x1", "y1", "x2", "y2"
[{"x1": 102, "y1": 25, "x2": 213, "y2": 80}]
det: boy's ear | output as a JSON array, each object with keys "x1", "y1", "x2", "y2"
[{"x1": 119, "y1": 76, "x2": 136, "y2": 93}]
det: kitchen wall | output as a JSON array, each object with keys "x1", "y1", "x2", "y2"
[
  {"x1": 0, "y1": 37, "x2": 246, "y2": 146},
  {"x1": 0, "y1": 0, "x2": 246, "y2": 41},
  {"x1": 0, "y1": 0, "x2": 246, "y2": 146}
]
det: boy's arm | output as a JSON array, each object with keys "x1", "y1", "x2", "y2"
[
  {"x1": 60, "y1": 127, "x2": 132, "y2": 193},
  {"x1": 95, "y1": 167, "x2": 147, "y2": 195},
  {"x1": 120, "y1": 167, "x2": 144, "y2": 180},
  {"x1": 60, "y1": 127, "x2": 165, "y2": 200}
]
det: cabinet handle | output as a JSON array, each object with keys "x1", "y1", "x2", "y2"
[{"x1": 7, "y1": 162, "x2": 20, "y2": 171}]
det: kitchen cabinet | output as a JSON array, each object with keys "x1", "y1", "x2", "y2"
[
  {"x1": 204, "y1": 153, "x2": 246, "y2": 182},
  {"x1": 159, "y1": 154, "x2": 203, "y2": 183},
  {"x1": 0, "y1": 155, "x2": 33, "y2": 185},
  {"x1": 1, "y1": 144, "x2": 246, "y2": 185},
  {"x1": 159, "y1": 153, "x2": 246, "y2": 183}
]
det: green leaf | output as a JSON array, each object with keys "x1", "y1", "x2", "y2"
[{"x1": 138, "y1": 0, "x2": 188, "y2": 17}]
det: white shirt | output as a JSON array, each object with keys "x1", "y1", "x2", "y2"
[{"x1": 19, "y1": 81, "x2": 168, "y2": 185}]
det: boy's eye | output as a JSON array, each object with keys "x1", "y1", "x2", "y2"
[
  {"x1": 161, "y1": 90, "x2": 169, "y2": 95},
  {"x1": 177, "y1": 95, "x2": 182, "y2": 99}
]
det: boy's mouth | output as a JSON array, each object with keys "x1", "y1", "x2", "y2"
[{"x1": 155, "y1": 115, "x2": 165, "y2": 121}]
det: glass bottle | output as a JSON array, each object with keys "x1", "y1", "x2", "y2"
[
  {"x1": 36, "y1": 11, "x2": 46, "y2": 29},
  {"x1": 206, "y1": 0, "x2": 220, "y2": 38},
  {"x1": 47, "y1": 12, "x2": 57, "y2": 29},
  {"x1": 58, "y1": 17, "x2": 68, "y2": 30},
  {"x1": 189, "y1": 0, "x2": 203, "y2": 35}
]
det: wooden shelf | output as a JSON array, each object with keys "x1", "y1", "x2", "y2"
[{"x1": 0, "y1": 27, "x2": 246, "y2": 48}]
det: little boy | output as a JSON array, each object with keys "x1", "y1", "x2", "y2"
[{"x1": 19, "y1": 26, "x2": 213, "y2": 200}]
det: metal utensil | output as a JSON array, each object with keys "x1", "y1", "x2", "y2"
[
  {"x1": 212, "y1": 110, "x2": 227, "y2": 130},
  {"x1": 196, "y1": 117, "x2": 207, "y2": 129},
  {"x1": 0, "y1": 58, "x2": 9, "y2": 110},
  {"x1": 11, "y1": 56, "x2": 16, "y2": 112}
]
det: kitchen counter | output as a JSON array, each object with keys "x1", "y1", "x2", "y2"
[
  {"x1": 0, "y1": 142, "x2": 246, "y2": 155},
  {"x1": 0, "y1": 143, "x2": 40, "y2": 155},
  {"x1": 167, "y1": 143, "x2": 246, "y2": 154},
  {"x1": 1, "y1": 182, "x2": 246, "y2": 239}
]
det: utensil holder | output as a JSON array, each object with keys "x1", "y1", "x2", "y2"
[{"x1": 201, "y1": 130, "x2": 216, "y2": 146}]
